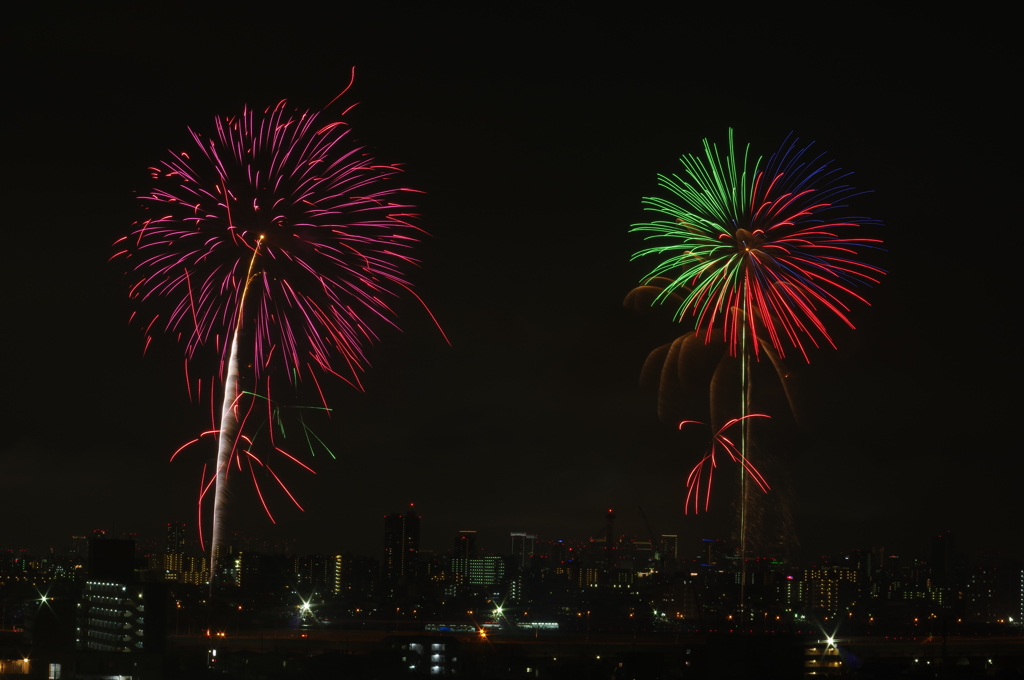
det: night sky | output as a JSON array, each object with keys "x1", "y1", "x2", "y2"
[{"x1": 3, "y1": 7, "x2": 1017, "y2": 564}]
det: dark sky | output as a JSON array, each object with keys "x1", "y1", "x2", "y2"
[{"x1": 3, "y1": 7, "x2": 1018, "y2": 564}]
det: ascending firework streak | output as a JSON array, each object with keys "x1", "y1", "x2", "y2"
[
  {"x1": 630, "y1": 129, "x2": 883, "y2": 613},
  {"x1": 113, "y1": 76, "x2": 444, "y2": 583}
]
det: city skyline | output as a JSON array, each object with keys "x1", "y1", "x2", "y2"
[
  {"x1": 5, "y1": 516, "x2": 1013, "y2": 576},
  {"x1": 2, "y1": 6, "x2": 1018, "y2": 568},
  {"x1": 7, "y1": 524, "x2": 1021, "y2": 638}
]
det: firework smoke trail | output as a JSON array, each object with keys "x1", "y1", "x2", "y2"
[
  {"x1": 209, "y1": 243, "x2": 261, "y2": 574},
  {"x1": 631, "y1": 130, "x2": 883, "y2": 616},
  {"x1": 113, "y1": 83, "x2": 444, "y2": 586}
]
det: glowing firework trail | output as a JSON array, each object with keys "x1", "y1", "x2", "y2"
[
  {"x1": 114, "y1": 89, "x2": 442, "y2": 579},
  {"x1": 680, "y1": 415, "x2": 770, "y2": 515}
]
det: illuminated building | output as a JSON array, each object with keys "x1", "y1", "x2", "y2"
[
  {"x1": 76, "y1": 539, "x2": 166, "y2": 654},
  {"x1": 386, "y1": 636, "x2": 460, "y2": 676},
  {"x1": 1018, "y1": 568, "x2": 1023, "y2": 626},
  {"x1": 448, "y1": 556, "x2": 506, "y2": 596},
  {"x1": 803, "y1": 566, "x2": 857, "y2": 612},
  {"x1": 557, "y1": 566, "x2": 599, "y2": 588},
  {"x1": 451, "y1": 556, "x2": 505, "y2": 586},
  {"x1": 78, "y1": 582, "x2": 161, "y2": 652},
  {"x1": 966, "y1": 566, "x2": 998, "y2": 623},
  {"x1": 162, "y1": 552, "x2": 182, "y2": 581},
  {"x1": 804, "y1": 641, "x2": 842, "y2": 674},
  {"x1": 180, "y1": 555, "x2": 209, "y2": 585},
  {"x1": 784, "y1": 575, "x2": 804, "y2": 609},
  {"x1": 384, "y1": 508, "x2": 420, "y2": 583},
  {"x1": 658, "y1": 575, "x2": 700, "y2": 619},
  {"x1": 294, "y1": 554, "x2": 343, "y2": 595},
  {"x1": 165, "y1": 522, "x2": 186, "y2": 555}
]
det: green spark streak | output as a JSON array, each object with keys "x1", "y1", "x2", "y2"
[
  {"x1": 630, "y1": 129, "x2": 763, "y2": 324},
  {"x1": 277, "y1": 408, "x2": 287, "y2": 438},
  {"x1": 299, "y1": 414, "x2": 315, "y2": 457},
  {"x1": 248, "y1": 420, "x2": 265, "y2": 448},
  {"x1": 299, "y1": 416, "x2": 337, "y2": 459},
  {"x1": 237, "y1": 390, "x2": 332, "y2": 439}
]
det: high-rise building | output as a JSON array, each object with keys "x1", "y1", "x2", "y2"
[
  {"x1": 77, "y1": 539, "x2": 166, "y2": 654},
  {"x1": 965, "y1": 566, "x2": 998, "y2": 623},
  {"x1": 510, "y1": 533, "x2": 536, "y2": 568},
  {"x1": 454, "y1": 530, "x2": 477, "y2": 560},
  {"x1": 180, "y1": 555, "x2": 209, "y2": 585},
  {"x1": 1017, "y1": 568, "x2": 1024, "y2": 626},
  {"x1": 384, "y1": 507, "x2": 420, "y2": 582},
  {"x1": 661, "y1": 535, "x2": 679, "y2": 564},
  {"x1": 163, "y1": 553, "x2": 183, "y2": 581},
  {"x1": 166, "y1": 522, "x2": 186, "y2": 555},
  {"x1": 294, "y1": 554, "x2": 343, "y2": 595},
  {"x1": 784, "y1": 575, "x2": 805, "y2": 609}
]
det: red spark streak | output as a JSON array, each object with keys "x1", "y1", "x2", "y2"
[
  {"x1": 273, "y1": 446, "x2": 316, "y2": 474},
  {"x1": 683, "y1": 415, "x2": 771, "y2": 515},
  {"x1": 247, "y1": 456, "x2": 276, "y2": 524},
  {"x1": 170, "y1": 439, "x2": 200, "y2": 462}
]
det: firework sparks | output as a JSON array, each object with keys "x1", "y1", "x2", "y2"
[
  {"x1": 114, "y1": 89, "x2": 441, "y2": 577},
  {"x1": 631, "y1": 129, "x2": 884, "y2": 362},
  {"x1": 680, "y1": 415, "x2": 771, "y2": 515}
]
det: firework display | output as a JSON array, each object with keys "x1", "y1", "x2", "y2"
[
  {"x1": 631, "y1": 129, "x2": 884, "y2": 362},
  {"x1": 628, "y1": 130, "x2": 883, "y2": 575},
  {"x1": 113, "y1": 92, "x2": 438, "y2": 574}
]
